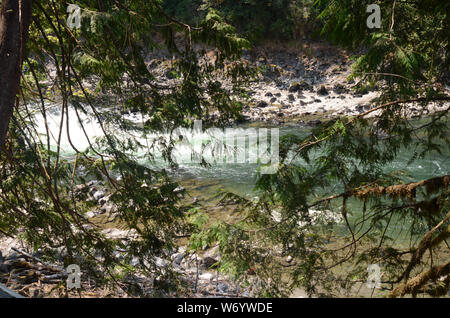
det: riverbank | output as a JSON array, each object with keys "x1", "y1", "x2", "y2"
[
  {"x1": 35, "y1": 38, "x2": 450, "y2": 128},
  {"x1": 0, "y1": 180, "x2": 264, "y2": 298},
  {"x1": 242, "y1": 41, "x2": 448, "y2": 124},
  {"x1": 142, "y1": 39, "x2": 449, "y2": 125}
]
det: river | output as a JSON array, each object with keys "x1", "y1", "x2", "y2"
[{"x1": 33, "y1": 104, "x2": 449, "y2": 236}]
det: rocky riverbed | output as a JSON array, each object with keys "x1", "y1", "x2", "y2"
[
  {"x1": 0, "y1": 180, "x2": 269, "y2": 298},
  {"x1": 241, "y1": 43, "x2": 448, "y2": 124},
  {"x1": 0, "y1": 240, "x2": 254, "y2": 298},
  {"x1": 143, "y1": 40, "x2": 449, "y2": 125}
]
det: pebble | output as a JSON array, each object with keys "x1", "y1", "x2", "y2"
[
  {"x1": 256, "y1": 101, "x2": 268, "y2": 108},
  {"x1": 217, "y1": 282, "x2": 229, "y2": 293},
  {"x1": 155, "y1": 257, "x2": 168, "y2": 268},
  {"x1": 172, "y1": 252, "x2": 185, "y2": 265},
  {"x1": 317, "y1": 85, "x2": 329, "y2": 96},
  {"x1": 200, "y1": 257, "x2": 218, "y2": 270},
  {"x1": 173, "y1": 186, "x2": 186, "y2": 194},
  {"x1": 93, "y1": 191, "x2": 105, "y2": 201},
  {"x1": 199, "y1": 273, "x2": 214, "y2": 281}
]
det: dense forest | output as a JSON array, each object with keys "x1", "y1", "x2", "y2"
[{"x1": 0, "y1": 0, "x2": 448, "y2": 298}]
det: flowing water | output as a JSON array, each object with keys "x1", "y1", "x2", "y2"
[{"x1": 33, "y1": 104, "x2": 450, "y2": 228}]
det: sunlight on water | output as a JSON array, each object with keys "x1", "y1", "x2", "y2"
[{"x1": 33, "y1": 104, "x2": 449, "y2": 201}]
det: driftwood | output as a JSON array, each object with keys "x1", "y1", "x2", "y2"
[
  {"x1": 11, "y1": 247, "x2": 64, "y2": 273},
  {"x1": 40, "y1": 273, "x2": 68, "y2": 284}
]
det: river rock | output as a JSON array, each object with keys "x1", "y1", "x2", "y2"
[
  {"x1": 307, "y1": 120, "x2": 322, "y2": 127},
  {"x1": 85, "y1": 211, "x2": 97, "y2": 218},
  {"x1": 355, "y1": 104, "x2": 364, "y2": 113},
  {"x1": 89, "y1": 187, "x2": 98, "y2": 196},
  {"x1": 0, "y1": 263, "x2": 9, "y2": 273},
  {"x1": 200, "y1": 257, "x2": 218, "y2": 270},
  {"x1": 289, "y1": 82, "x2": 301, "y2": 93},
  {"x1": 93, "y1": 190, "x2": 105, "y2": 201},
  {"x1": 74, "y1": 184, "x2": 89, "y2": 194},
  {"x1": 175, "y1": 254, "x2": 186, "y2": 266},
  {"x1": 130, "y1": 257, "x2": 140, "y2": 267},
  {"x1": 217, "y1": 282, "x2": 230, "y2": 293},
  {"x1": 173, "y1": 186, "x2": 186, "y2": 194},
  {"x1": 100, "y1": 203, "x2": 117, "y2": 215},
  {"x1": 199, "y1": 272, "x2": 214, "y2": 281},
  {"x1": 333, "y1": 83, "x2": 347, "y2": 94},
  {"x1": 99, "y1": 194, "x2": 111, "y2": 206},
  {"x1": 87, "y1": 180, "x2": 97, "y2": 187},
  {"x1": 155, "y1": 257, "x2": 168, "y2": 268},
  {"x1": 256, "y1": 100, "x2": 268, "y2": 108},
  {"x1": 203, "y1": 246, "x2": 221, "y2": 262},
  {"x1": 317, "y1": 85, "x2": 329, "y2": 96},
  {"x1": 102, "y1": 228, "x2": 138, "y2": 240}
]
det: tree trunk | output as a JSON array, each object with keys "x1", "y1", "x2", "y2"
[{"x1": 0, "y1": 0, "x2": 33, "y2": 150}]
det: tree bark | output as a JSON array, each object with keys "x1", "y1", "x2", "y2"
[{"x1": 0, "y1": 0, "x2": 33, "y2": 150}]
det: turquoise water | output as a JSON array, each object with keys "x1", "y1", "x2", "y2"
[
  {"x1": 173, "y1": 123, "x2": 449, "y2": 199},
  {"x1": 36, "y1": 105, "x2": 448, "y2": 193},
  {"x1": 35, "y1": 105, "x2": 449, "y2": 227},
  {"x1": 169, "y1": 122, "x2": 449, "y2": 243}
]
